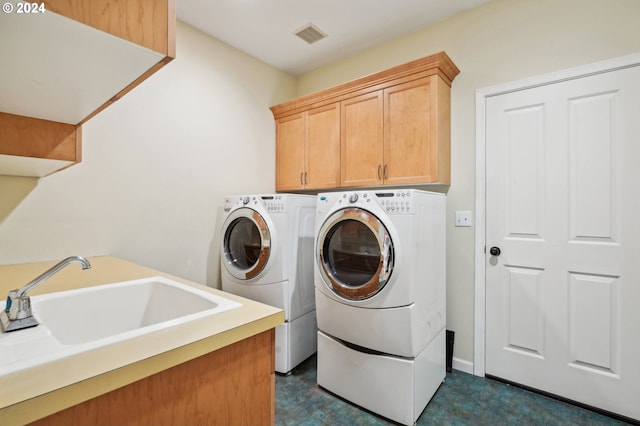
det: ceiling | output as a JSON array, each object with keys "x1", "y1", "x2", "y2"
[{"x1": 176, "y1": 0, "x2": 492, "y2": 76}]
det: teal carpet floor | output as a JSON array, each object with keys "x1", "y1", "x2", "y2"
[{"x1": 275, "y1": 354, "x2": 633, "y2": 425}]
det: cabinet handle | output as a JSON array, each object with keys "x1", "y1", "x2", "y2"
[
  {"x1": 383, "y1": 164, "x2": 388, "y2": 180},
  {"x1": 377, "y1": 164, "x2": 382, "y2": 180},
  {"x1": 304, "y1": 172, "x2": 308, "y2": 185},
  {"x1": 300, "y1": 172, "x2": 304, "y2": 185}
]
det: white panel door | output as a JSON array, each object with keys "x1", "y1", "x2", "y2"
[{"x1": 485, "y1": 65, "x2": 640, "y2": 421}]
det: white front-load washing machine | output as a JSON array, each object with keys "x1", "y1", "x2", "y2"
[
  {"x1": 221, "y1": 193, "x2": 317, "y2": 374},
  {"x1": 314, "y1": 189, "x2": 446, "y2": 425}
]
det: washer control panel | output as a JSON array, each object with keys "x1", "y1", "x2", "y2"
[{"x1": 224, "y1": 195, "x2": 286, "y2": 213}]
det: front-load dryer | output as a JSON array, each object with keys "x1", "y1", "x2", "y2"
[
  {"x1": 315, "y1": 189, "x2": 446, "y2": 357},
  {"x1": 221, "y1": 193, "x2": 317, "y2": 373},
  {"x1": 314, "y1": 189, "x2": 446, "y2": 425}
]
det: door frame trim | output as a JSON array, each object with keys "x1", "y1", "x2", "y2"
[{"x1": 473, "y1": 52, "x2": 640, "y2": 377}]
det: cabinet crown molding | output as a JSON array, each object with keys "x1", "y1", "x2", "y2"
[{"x1": 270, "y1": 51, "x2": 459, "y2": 119}]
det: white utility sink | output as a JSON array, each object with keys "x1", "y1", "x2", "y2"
[{"x1": 0, "y1": 277, "x2": 242, "y2": 375}]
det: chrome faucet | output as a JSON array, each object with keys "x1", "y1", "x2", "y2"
[{"x1": 0, "y1": 256, "x2": 91, "y2": 332}]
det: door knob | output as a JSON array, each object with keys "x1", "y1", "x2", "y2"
[{"x1": 489, "y1": 246, "x2": 501, "y2": 256}]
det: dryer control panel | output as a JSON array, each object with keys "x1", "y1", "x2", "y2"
[
  {"x1": 261, "y1": 195, "x2": 285, "y2": 212},
  {"x1": 327, "y1": 190, "x2": 416, "y2": 214},
  {"x1": 374, "y1": 190, "x2": 413, "y2": 213},
  {"x1": 374, "y1": 190, "x2": 414, "y2": 214}
]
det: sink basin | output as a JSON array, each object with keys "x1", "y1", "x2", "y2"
[
  {"x1": 32, "y1": 277, "x2": 241, "y2": 344},
  {"x1": 0, "y1": 277, "x2": 242, "y2": 374}
]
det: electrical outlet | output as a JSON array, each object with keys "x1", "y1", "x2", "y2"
[{"x1": 455, "y1": 211, "x2": 472, "y2": 227}]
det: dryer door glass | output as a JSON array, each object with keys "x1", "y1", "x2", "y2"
[
  {"x1": 318, "y1": 208, "x2": 394, "y2": 300},
  {"x1": 223, "y1": 209, "x2": 271, "y2": 279}
]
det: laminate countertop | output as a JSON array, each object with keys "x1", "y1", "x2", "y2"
[{"x1": 0, "y1": 256, "x2": 284, "y2": 425}]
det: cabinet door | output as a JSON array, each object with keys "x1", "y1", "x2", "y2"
[
  {"x1": 340, "y1": 91, "x2": 383, "y2": 187},
  {"x1": 383, "y1": 76, "x2": 448, "y2": 185},
  {"x1": 275, "y1": 113, "x2": 305, "y2": 191},
  {"x1": 306, "y1": 103, "x2": 340, "y2": 190}
]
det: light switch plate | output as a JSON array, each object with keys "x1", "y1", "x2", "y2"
[{"x1": 455, "y1": 211, "x2": 472, "y2": 227}]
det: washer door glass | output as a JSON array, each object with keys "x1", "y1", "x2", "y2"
[
  {"x1": 318, "y1": 208, "x2": 394, "y2": 300},
  {"x1": 223, "y1": 209, "x2": 271, "y2": 279}
]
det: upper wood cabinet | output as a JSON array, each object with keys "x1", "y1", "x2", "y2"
[
  {"x1": 275, "y1": 103, "x2": 340, "y2": 191},
  {"x1": 270, "y1": 51, "x2": 459, "y2": 191},
  {"x1": 383, "y1": 75, "x2": 451, "y2": 186},
  {"x1": 340, "y1": 91, "x2": 384, "y2": 187},
  {"x1": 275, "y1": 112, "x2": 305, "y2": 191},
  {"x1": 0, "y1": 0, "x2": 176, "y2": 177}
]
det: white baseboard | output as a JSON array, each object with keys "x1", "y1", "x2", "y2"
[{"x1": 452, "y1": 357, "x2": 474, "y2": 375}]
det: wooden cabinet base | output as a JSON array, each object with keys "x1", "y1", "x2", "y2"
[{"x1": 29, "y1": 329, "x2": 276, "y2": 426}]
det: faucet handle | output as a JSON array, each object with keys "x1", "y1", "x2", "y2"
[
  {"x1": 6, "y1": 290, "x2": 32, "y2": 321},
  {"x1": 4, "y1": 289, "x2": 17, "y2": 312}
]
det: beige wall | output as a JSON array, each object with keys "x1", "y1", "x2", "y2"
[
  {"x1": 0, "y1": 22, "x2": 295, "y2": 286},
  {"x1": 295, "y1": 0, "x2": 640, "y2": 366}
]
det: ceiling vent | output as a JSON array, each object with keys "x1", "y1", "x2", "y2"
[{"x1": 294, "y1": 23, "x2": 327, "y2": 44}]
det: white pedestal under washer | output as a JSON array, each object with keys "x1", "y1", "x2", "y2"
[
  {"x1": 314, "y1": 189, "x2": 446, "y2": 425},
  {"x1": 221, "y1": 193, "x2": 317, "y2": 373}
]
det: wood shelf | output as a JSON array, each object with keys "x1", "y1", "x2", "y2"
[{"x1": 0, "y1": 0, "x2": 176, "y2": 177}]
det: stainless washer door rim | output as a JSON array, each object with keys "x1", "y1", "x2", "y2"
[
  {"x1": 222, "y1": 208, "x2": 271, "y2": 280},
  {"x1": 317, "y1": 207, "x2": 394, "y2": 300}
]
